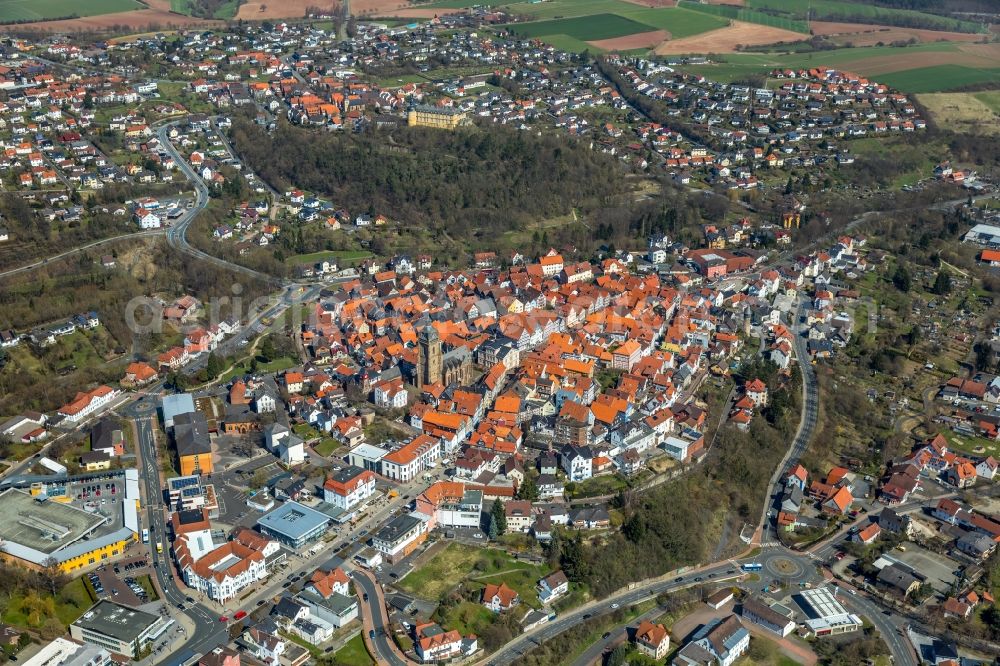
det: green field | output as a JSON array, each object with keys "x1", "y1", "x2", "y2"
[
  {"x1": 679, "y1": 42, "x2": 1000, "y2": 92},
  {"x1": 973, "y1": 91, "x2": 1000, "y2": 113},
  {"x1": 677, "y1": 0, "x2": 809, "y2": 33},
  {"x1": 508, "y1": 13, "x2": 657, "y2": 40},
  {"x1": 749, "y1": 0, "x2": 987, "y2": 34},
  {"x1": 877, "y1": 65, "x2": 1000, "y2": 94},
  {"x1": 0, "y1": 0, "x2": 143, "y2": 22}
]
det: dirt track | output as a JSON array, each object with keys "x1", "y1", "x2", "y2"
[
  {"x1": 810, "y1": 20, "x2": 988, "y2": 46},
  {"x1": 590, "y1": 29, "x2": 669, "y2": 51},
  {"x1": 654, "y1": 19, "x2": 803, "y2": 54}
]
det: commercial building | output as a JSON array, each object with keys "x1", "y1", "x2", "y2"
[
  {"x1": 167, "y1": 475, "x2": 220, "y2": 517},
  {"x1": 348, "y1": 443, "x2": 389, "y2": 473},
  {"x1": 381, "y1": 435, "x2": 441, "y2": 482},
  {"x1": 174, "y1": 514, "x2": 280, "y2": 603},
  {"x1": 0, "y1": 487, "x2": 138, "y2": 573},
  {"x1": 23, "y1": 637, "x2": 112, "y2": 666},
  {"x1": 256, "y1": 501, "x2": 331, "y2": 548},
  {"x1": 69, "y1": 601, "x2": 166, "y2": 658},
  {"x1": 322, "y1": 466, "x2": 377, "y2": 513},
  {"x1": 413, "y1": 481, "x2": 482, "y2": 530},
  {"x1": 795, "y1": 587, "x2": 862, "y2": 636},
  {"x1": 372, "y1": 513, "x2": 428, "y2": 564},
  {"x1": 173, "y1": 410, "x2": 213, "y2": 476},
  {"x1": 160, "y1": 393, "x2": 196, "y2": 429}
]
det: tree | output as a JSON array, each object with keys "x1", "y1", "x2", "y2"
[
  {"x1": 892, "y1": 264, "x2": 911, "y2": 292},
  {"x1": 559, "y1": 534, "x2": 590, "y2": 582},
  {"x1": 259, "y1": 335, "x2": 278, "y2": 362},
  {"x1": 931, "y1": 270, "x2": 951, "y2": 295},
  {"x1": 517, "y1": 475, "x2": 539, "y2": 501},
  {"x1": 606, "y1": 643, "x2": 629, "y2": 666},
  {"x1": 39, "y1": 557, "x2": 66, "y2": 597},
  {"x1": 250, "y1": 468, "x2": 268, "y2": 489},
  {"x1": 205, "y1": 352, "x2": 224, "y2": 379},
  {"x1": 490, "y1": 499, "x2": 507, "y2": 536},
  {"x1": 487, "y1": 513, "x2": 499, "y2": 540}
]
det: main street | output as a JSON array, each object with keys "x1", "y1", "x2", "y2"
[{"x1": 132, "y1": 409, "x2": 230, "y2": 661}]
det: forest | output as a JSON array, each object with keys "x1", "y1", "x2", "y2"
[{"x1": 228, "y1": 118, "x2": 631, "y2": 239}]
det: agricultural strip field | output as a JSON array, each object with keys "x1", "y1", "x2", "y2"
[
  {"x1": 0, "y1": 0, "x2": 143, "y2": 22},
  {"x1": 749, "y1": 0, "x2": 987, "y2": 34},
  {"x1": 493, "y1": 0, "x2": 727, "y2": 51},
  {"x1": 677, "y1": 0, "x2": 809, "y2": 33},
  {"x1": 678, "y1": 42, "x2": 1000, "y2": 92},
  {"x1": 507, "y1": 14, "x2": 659, "y2": 41},
  {"x1": 502, "y1": 0, "x2": 727, "y2": 36}
]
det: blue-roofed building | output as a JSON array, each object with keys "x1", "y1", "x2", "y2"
[
  {"x1": 256, "y1": 501, "x2": 331, "y2": 548},
  {"x1": 161, "y1": 393, "x2": 196, "y2": 429}
]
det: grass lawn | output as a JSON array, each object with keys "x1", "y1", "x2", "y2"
[
  {"x1": 2, "y1": 576, "x2": 94, "y2": 631},
  {"x1": 973, "y1": 91, "x2": 1000, "y2": 113},
  {"x1": 939, "y1": 428, "x2": 1000, "y2": 457},
  {"x1": 567, "y1": 473, "x2": 628, "y2": 499},
  {"x1": 398, "y1": 543, "x2": 549, "y2": 607},
  {"x1": 313, "y1": 437, "x2": 341, "y2": 457},
  {"x1": 332, "y1": 633, "x2": 374, "y2": 666},
  {"x1": 0, "y1": 0, "x2": 142, "y2": 22},
  {"x1": 221, "y1": 355, "x2": 297, "y2": 382},
  {"x1": 561, "y1": 600, "x2": 656, "y2": 665},
  {"x1": 441, "y1": 601, "x2": 496, "y2": 636}
]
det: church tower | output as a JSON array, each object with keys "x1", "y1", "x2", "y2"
[{"x1": 418, "y1": 325, "x2": 442, "y2": 388}]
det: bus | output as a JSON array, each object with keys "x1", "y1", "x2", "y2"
[
  {"x1": 741, "y1": 562, "x2": 763, "y2": 572},
  {"x1": 142, "y1": 529, "x2": 150, "y2": 544}
]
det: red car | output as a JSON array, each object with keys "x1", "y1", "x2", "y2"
[
  {"x1": 219, "y1": 616, "x2": 229, "y2": 623},
  {"x1": 835, "y1": 552, "x2": 846, "y2": 561},
  {"x1": 234, "y1": 610, "x2": 247, "y2": 620}
]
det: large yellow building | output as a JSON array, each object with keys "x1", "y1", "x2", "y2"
[{"x1": 407, "y1": 104, "x2": 468, "y2": 130}]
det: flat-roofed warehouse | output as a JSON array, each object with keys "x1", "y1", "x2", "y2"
[{"x1": 0, "y1": 488, "x2": 135, "y2": 573}]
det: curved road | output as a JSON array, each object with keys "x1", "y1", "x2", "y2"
[
  {"x1": 154, "y1": 121, "x2": 286, "y2": 287},
  {"x1": 755, "y1": 296, "x2": 819, "y2": 547}
]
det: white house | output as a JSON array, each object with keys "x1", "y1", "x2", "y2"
[
  {"x1": 322, "y1": 466, "x2": 377, "y2": 512},
  {"x1": 537, "y1": 571, "x2": 569, "y2": 605}
]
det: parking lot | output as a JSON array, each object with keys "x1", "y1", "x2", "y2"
[
  {"x1": 890, "y1": 545, "x2": 959, "y2": 593},
  {"x1": 89, "y1": 556, "x2": 156, "y2": 606}
]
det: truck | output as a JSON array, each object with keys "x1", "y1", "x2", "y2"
[{"x1": 142, "y1": 528, "x2": 150, "y2": 544}]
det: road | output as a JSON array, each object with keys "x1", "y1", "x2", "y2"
[
  {"x1": 133, "y1": 410, "x2": 230, "y2": 661},
  {"x1": 755, "y1": 296, "x2": 819, "y2": 547},
  {"x1": 155, "y1": 121, "x2": 284, "y2": 286},
  {"x1": 351, "y1": 570, "x2": 410, "y2": 666}
]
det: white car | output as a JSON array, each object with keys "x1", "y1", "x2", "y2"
[
  {"x1": 610, "y1": 603, "x2": 619, "y2": 609},
  {"x1": 473, "y1": 533, "x2": 483, "y2": 539}
]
